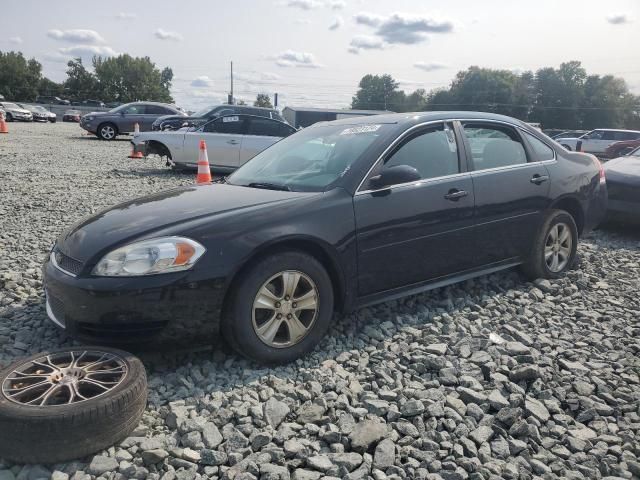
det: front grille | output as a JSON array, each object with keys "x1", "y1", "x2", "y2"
[
  {"x1": 47, "y1": 292, "x2": 66, "y2": 327},
  {"x1": 54, "y1": 251, "x2": 84, "y2": 275}
]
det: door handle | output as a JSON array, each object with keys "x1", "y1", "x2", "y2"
[
  {"x1": 444, "y1": 189, "x2": 468, "y2": 201},
  {"x1": 227, "y1": 139, "x2": 239, "y2": 145},
  {"x1": 530, "y1": 174, "x2": 549, "y2": 185}
]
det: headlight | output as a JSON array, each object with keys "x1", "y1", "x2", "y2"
[{"x1": 92, "y1": 236, "x2": 205, "y2": 276}]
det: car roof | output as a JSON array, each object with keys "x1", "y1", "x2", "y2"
[{"x1": 319, "y1": 111, "x2": 532, "y2": 127}]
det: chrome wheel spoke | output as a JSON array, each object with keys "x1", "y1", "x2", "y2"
[
  {"x1": 286, "y1": 315, "x2": 309, "y2": 344},
  {"x1": 256, "y1": 315, "x2": 282, "y2": 344}
]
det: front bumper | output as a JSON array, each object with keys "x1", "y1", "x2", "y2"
[{"x1": 43, "y1": 257, "x2": 226, "y2": 347}]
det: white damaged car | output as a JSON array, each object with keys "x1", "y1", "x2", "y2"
[{"x1": 131, "y1": 114, "x2": 297, "y2": 172}]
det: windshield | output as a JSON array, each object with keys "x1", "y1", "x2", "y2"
[
  {"x1": 193, "y1": 105, "x2": 216, "y2": 117},
  {"x1": 227, "y1": 123, "x2": 389, "y2": 192}
]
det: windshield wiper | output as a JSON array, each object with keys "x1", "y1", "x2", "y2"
[{"x1": 246, "y1": 182, "x2": 291, "y2": 191}]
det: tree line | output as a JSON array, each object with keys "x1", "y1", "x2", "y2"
[
  {"x1": 352, "y1": 62, "x2": 640, "y2": 129},
  {"x1": 0, "y1": 50, "x2": 174, "y2": 104}
]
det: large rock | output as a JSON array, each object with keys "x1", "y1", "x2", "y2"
[{"x1": 349, "y1": 419, "x2": 388, "y2": 451}]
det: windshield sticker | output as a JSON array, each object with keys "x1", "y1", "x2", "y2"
[
  {"x1": 223, "y1": 116, "x2": 240, "y2": 123},
  {"x1": 340, "y1": 125, "x2": 382, "y2": 135}
]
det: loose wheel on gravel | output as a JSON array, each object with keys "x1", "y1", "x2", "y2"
[
  {"x1": 0, "y1": 347, "x2": 147, "y2": 464},
  {"x1": 521, "y1": 209, "x2": 578, "y2": 280},
  {"x1": 222, "y1": 251, "x2": 334, "y2": 364}
]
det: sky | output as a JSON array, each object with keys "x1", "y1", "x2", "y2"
[{"x1": 2, "y1": 0, "x2": 639, "y2": 110}]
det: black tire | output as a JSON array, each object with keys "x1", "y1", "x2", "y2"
[
  {"x1": 0, "y1": 346, "x2": 147, "y2": 464},
  {"x1": 222, "y1": 251, "x2": 334, "y2": 364},
  {"x1": 521, "y1": 209, "x2": 578, "y2": 280},
  {"x1": 97, "y1": 122, "x2": 118, "y2": 140}
]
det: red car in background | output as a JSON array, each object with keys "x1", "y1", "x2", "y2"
[
  {"x1": 605, "y1": 139, "x2": 640, "y2": 159},
  {"x1": 62, "y1": 109, "x2": 82, "y2": 122}
]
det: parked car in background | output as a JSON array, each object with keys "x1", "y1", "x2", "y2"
[
  {"x1": 45, "y1": 111, "x2": 607, "y2": 363},
  {"x1": 81, "y1": 99, "x2": 105, "y2": 108},
  {"x1": 0, "y1": 102, "x2": 33, "y2": 122},
  {"x1": 36, "y1": 95, "x2": 70, "y2": 105},
  {"x1": 604, "y1": 139, "x2": 640, "y2": 159},
  {"x1": 556, "y1": 129, "x2": 640, "y2": 154},
  {"x1": 550, "y1": 130, "x2": 589, "y2": 140},
  {"x1": 20, "y1": 104, "x2": 57, "y2": 123},
  {"x1": 133, "y1": 114, "x2": 297, "y2": 171},
  {"x1": 63, "y1": 109, "x2": 82, "y2": 122},
  {"x1": 603, "y1": 146, "x2": 640, "y2": 224},
  {"x1": 151, "y1": 105, "x2": 286, "y2": 131},
  {"x1": 80, "y1": 102, "x2": 187, "y2": 140}
]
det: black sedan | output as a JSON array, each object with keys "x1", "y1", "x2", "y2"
[
  {"x1": 44, "y1": 112, "x2": 607, "y2": 363},
  {"x1": 603, "y1": 146, "x2": 640, "y2": 224}
]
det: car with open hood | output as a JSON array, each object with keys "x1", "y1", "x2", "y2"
[{"x1": 43, "y1": 111, "x2": 607, "y2": 364}]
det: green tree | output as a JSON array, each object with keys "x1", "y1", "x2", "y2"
[
  {"x1": 352, "y1": 74, "x2": 404, "y2": 110},
  {"x1": 63, "y1": 58, "x2": 98, "y2": 101},
  {"x1": 92, "y1": 54, "x2": 173, "y2": 103},
  {"x1": 254, "y1": 93, "x2": 273, "y2": 108},
  {"x1": 0, "y1": 51, "x2": 43, "y2": 101}
]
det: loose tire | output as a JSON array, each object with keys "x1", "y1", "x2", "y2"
[
  {"x1": 521, "y1": 209, "x2": 578, "y2": 280},
  {"x1": 0, "y1": 347, "x2": 147, "y2": 464},
  {"x1": 222, "y1": 251, "x2": 334, "y2": 364},
  {"x1": 97, "y1": 122, "x2": 118, "y2": 140}
]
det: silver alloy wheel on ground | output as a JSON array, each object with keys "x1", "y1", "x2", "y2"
[
  {"x1": 252, "y1": 270, "x2": 319, "y2": 348},
  {"x1": 545, "y1": 222, "x2": 572, "y2": 272},
  {"x1": 100, "y1": 125, "x2": 116, "y2": 140},
  {"x1": 1, "y1": 350, "x2": 128, "y2": 406}
]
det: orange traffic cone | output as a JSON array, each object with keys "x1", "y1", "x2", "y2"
[
  {"x1": 196, "y1": 140, "x2": 212, "y2": 184},
  {"x1": 0, "y1": 112, "x2": 8, "y2": 134},
  {"x1": 128, "y1": 122, "x2": 143, "y2": 158}
]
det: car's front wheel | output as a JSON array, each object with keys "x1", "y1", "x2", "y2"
[
  {"x1": 97, "y1": 122, "x2": 118, "y2": 140},
  {"x1": 222, "y1": 251, "x2": 334, "y2": 364},
  {"x1": 522, "y1": 209, "x2": 578, "y2": 280}
]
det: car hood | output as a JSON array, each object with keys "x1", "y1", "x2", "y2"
[{"x1": 56, "y1": 184, "x2": 314, "y2": 263}]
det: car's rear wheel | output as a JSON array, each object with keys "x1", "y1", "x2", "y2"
[
  {"x1": 98, "y1": 122, "x2": 118, "y2": 140},
  {"x1": 522, "y1": 209, "x2": 578, "y2": 280},
  {"x1": 222, "y1": 251, "x2": 334, "y2": 364}
]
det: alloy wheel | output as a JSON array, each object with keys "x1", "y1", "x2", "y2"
[
  {"x1": 544, "y1": 222, "x2": 572, "y2": 272},
  {"x1": 252, "y1": 270, "x2": 319, "y2": 348},
  {"x1": 1, "y1": 350, "x2": 128, "y2": 406},
  {"x1": 100, "y1": 125, "x2": 115, "y2": 140}
]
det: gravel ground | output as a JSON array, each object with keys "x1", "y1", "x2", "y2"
[{"x1": 0, "y1": 121, "x2": 639, "y2": 480}]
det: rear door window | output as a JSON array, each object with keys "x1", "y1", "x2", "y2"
[{"x1": 463, "y1": 123, "x2": 527, "y2": 170}]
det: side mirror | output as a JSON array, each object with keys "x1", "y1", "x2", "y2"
[{"x1": 369, "y1": 165, "x2": 421, "y2": 190}]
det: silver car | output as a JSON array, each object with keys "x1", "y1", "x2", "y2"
[
  {"x1": 131, "y1": 114, "x2": 297, "y2": 172},
  {"x1": 80, "y1": 101, "x2": 187, "y2": 140}
]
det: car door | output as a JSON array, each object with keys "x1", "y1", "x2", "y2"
[
  {"x1": 240, "y1": 117, "x2": 296, "y2": 165},
  {"x1": 119, "y1": 104, "x2": 146, "y2": 133},
  {"x1": 182, "y1": 115, "x2": 247, "y2": 168},
  {"x1": 461, "y1": 121, "x2": 552, "y2": 265},
  {"x1": 354, "y1": 122, "x2": 476, "y2": 296}
]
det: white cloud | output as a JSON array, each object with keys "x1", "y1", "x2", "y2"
[
  {"x1": 116, "y1": 12, "x2": 137, "y2": 19},
  {"x1": 9, "y1": 36, "x2": 23, "y2": 44},
  {"x1": 59, "y1": 45, "x2": 118, "y2": 57},
  {"x1": 354, "y1": 12, "x2": 384, "y2": 27},
  {"x1": 274, "y1": 50, "x2": 322, "y2": 68},
  {"x1": 350, "y1": 35, "x2": 384, "y2": 51},
  {"x1": 354, "y1": 12, "x2": 454, "y2": 45},
  {"x1": 47, "y1": 29, "x2": 105, "y2": 44},
  {"x1": 191, "y1": 76, "x2": 214, "y2": 88},
  {"x1": 606, "y1": 13, "x2": 630, "y2": 24},
  {"x1": 413, "y1": 61, "x2": 447, "y2": 72},
  {"x1": 154, "y1": 28, "x2": 183, "y2": 41},
  {"x1": 329, "y1": 16, "x2": 343, "y2": 30}
]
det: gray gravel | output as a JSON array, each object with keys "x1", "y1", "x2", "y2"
[{"x1": 1, "y1": 121, "x2": 640, "y2": 480}]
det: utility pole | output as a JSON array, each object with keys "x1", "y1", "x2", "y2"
[{"x1": 228, "y1": 61, "x2": 234, "y2": 105}]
